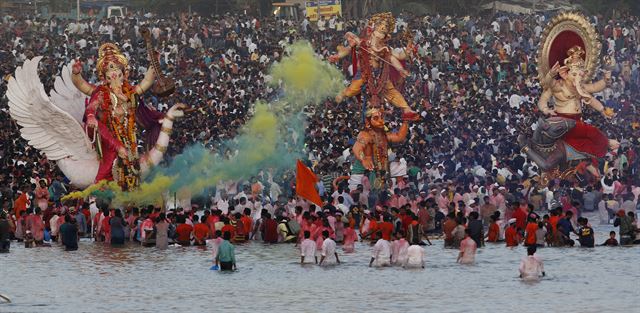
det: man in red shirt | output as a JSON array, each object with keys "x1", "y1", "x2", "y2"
[
  {"x1": 193, "y1": 216, "x2": 210, "y2": 246},
  {"x1": 505, "y1": 218, "x2": 520, "y2": 247},
  {"x1": 512, "y1": 202, "x2": 528, "y2": 233},
  {"x1": 175, "y1": 216, "x2": 194, "y2": 246},
  {"x1": 486, "y1": 215, "x2": 501, "y2": 242},
  {"x1": 524, "y1": 216, "x2": 538, "y2": 247},
  {"x1": 378, "y1": 215, "x2": 394, "y2": 241},
  {"x1": 220, "y1": 217, "x2": 236, "y2": 240},
  {"x1": 207, "y1": 210, "x2": 220, "y2": 238},
  {"x1": 260, "y1": 212, "x2": 278, "y2": 244},
  {"x1": 14, "y1": 186, "x2": 31, "y2": 220},
  {"x1": 240, "y1": 208, "x2": 253, "y2": 241}
]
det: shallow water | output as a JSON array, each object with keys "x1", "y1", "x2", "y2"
[{"x1": 0, "y1": 222, "x2": 638, "y2": 313}]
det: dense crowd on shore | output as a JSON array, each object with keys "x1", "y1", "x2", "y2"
[{"x1": 1, "y1": 10, "x2": 639, "y2": 261}]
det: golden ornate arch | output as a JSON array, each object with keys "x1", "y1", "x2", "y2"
[{"x1": 537, "y1": 12, "x2": 601, "y2": 82}]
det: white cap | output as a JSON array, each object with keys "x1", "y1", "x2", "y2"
[{"x1": 508, "y1": 218, "x2": 516, "y2": 224}]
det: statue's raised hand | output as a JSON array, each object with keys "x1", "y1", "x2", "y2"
[
  {"x1": 549, "y1": 61, "x2": 561, "y2": 77},
  {"x1": 166, "y1": 102, "x2": 187, "y2": 120},
  {"x1": 72, "y1": 59, "x2": 83, "y2": 75}
]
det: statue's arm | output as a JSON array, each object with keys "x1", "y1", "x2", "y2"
[
  {"x1": 387, "y1": 121, "x2": 409, "y2": 143},
  {"x1": 540, "y1": 61, "x2": 561, "y2": 89},
  {"x1": 134, "y1": 67, "x2": 156, "y2": 95},
  {"x1": 328, "y1": 32, "x2": 360, "y2": 63},
  {"x1": 390, "y1": 54, "x2": 409, "y2": 77},
  {"x1": 537, "y1": 89, "x2": 555, "y2": 115},
  {"x1": 71, "y1": 62, "x2": 96, "y2": 96},
  {"x1": 393, "y1": 48, "x2": 407, "y2": 61},
  {"x1": 352, "y1": 133, "x2": 369, "y2": 163},
  {"x1": 582, "y1": 79, "x2": 607, "y2": 94}
]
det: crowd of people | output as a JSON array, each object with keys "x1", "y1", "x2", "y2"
[{"x1": 1, "y1": 8, "x2": 640, "y2": 272}]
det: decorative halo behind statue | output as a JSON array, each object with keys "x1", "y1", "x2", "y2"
[{"x1": 537, "y1": 12, "x2": 601, "y2": 82}]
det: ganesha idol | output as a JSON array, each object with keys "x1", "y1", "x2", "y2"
[
  {"x1": 7, "y1": 43, "x2": 184, "y2": 191},
  {"x1": 518, "y1": 12, "x2": 618, "y2": 182}
]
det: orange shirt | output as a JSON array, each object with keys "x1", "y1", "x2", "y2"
[
  {"x1": 487, "y1": 223, "x2": 499, "y2": 242},
  {"x1": 505, "y1": 226, "x2": 519, "y2": 247},
  {"x1": 240, "y1": 215, "x2": 253, "y2": 236},
  {"x1": 549, "y1": 215, "x2": 560, "y2": 233},
  {"x1": 524, "y1": 222, "x2": 538, "y2": 245},
  {"x1": 368, "y1": 220, "x2": 378, "y2": 240},
  {"x1": 378, "y1": 221, "x2": 394, "y2": 241},
  {"x1": 193, "y1": 223, "x2": 209, "y2": 240},
  {"x1": 176, "y1": 223, "x2": 193, "y2": 242},
  {"x1": 443, "y1": 219, "x2": 456, "y2": 240},
  {"x1": 221, "y1": 224, "x2": 235, "y2": 238},
  {"x1": 14, "y1": 193, "x2": 28, "y2": 219}
]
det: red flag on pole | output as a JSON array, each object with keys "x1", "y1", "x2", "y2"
[{"x1": 295, "y1": 160, "x2": 323, "y2": 206}]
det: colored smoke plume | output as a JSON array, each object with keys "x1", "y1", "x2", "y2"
[{"x1": 68, "y1": 41, "x2": 343, "y2": 206}]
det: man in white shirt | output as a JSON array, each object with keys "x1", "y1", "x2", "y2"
[
  {"x1": 216, "y1": 194, "x2": 230, "y2": 214},
  {"x1": 509, "y1": 93, "x2": 522, "y2": 109},
  {"x1": 317, "y1": 16, "x2": 326, "y2": 31},
  {"x1": 369, "y1": 238, "x2": 392, "y2": 267},
  {"x1": 300, "y1": 231, "x2": 317, "y2": 264},
  {"x1": 319, "y1": 230, "x2": 340, "y2": 266},
  {"x1": 404, "y1": 244, "x2": 425, "y2": 268},
  {"x1": 49, "y1": 211, "x2": 60, "y2": 241},
  {"x1": 519, "y1": 246, "x2": 545, "y2": 281},
  {"x1": 452, "y1": 37, "x2": 460, "y2": 50}
]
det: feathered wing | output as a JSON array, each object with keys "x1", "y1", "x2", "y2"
[
  {"x1": 7, "y1": 57, "x2": 99, "y2": 187},
  {"x1": 50, "y1": 60, "x2": 87, "y2": 124}
]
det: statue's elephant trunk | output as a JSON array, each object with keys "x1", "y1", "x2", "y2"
[{"x1": 574, "y1": 76, "x2": 592, "y2": 99}]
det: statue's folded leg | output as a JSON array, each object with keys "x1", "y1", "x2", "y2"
[{"x1": 383, "y1": 81, "x2": 410, "y2": 111}]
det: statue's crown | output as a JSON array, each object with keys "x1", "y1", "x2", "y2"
[{"x1": 368, "y1": 12, "x2": 395, "y2": 31}]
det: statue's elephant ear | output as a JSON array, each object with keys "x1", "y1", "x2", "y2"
[{"x1": 537, "y1": 12, "x2": 601, "y2": 82}]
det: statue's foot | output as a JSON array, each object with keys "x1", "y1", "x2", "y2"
[{"x1": 402, "y1": 111, "x2": 420, "y2": 121}]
